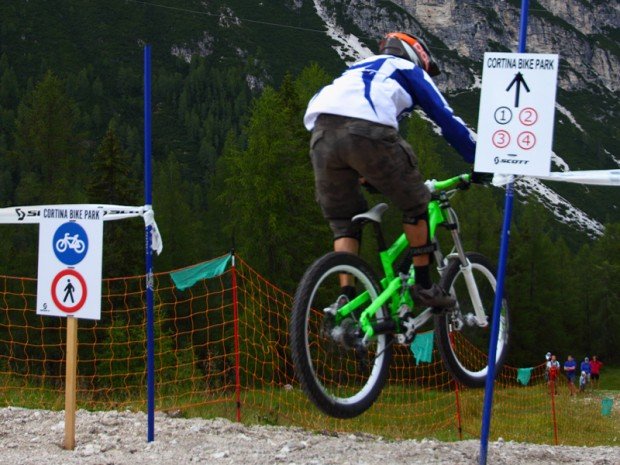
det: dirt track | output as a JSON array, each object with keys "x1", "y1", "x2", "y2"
[{"x1": 1, "y1": 407, "x2": 619, "y2": 465}]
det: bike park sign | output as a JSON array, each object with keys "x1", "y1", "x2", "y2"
[
  {"x1": 36, "y1": 205, "x2": 103, "y2": 320},
  {"x1": 474, "y1": 52, "x2": 559, "y2": 176}
]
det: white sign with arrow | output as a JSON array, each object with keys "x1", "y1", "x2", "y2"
[{"x1": 474, "y1": 52, "x2": 559, "y2": 176}]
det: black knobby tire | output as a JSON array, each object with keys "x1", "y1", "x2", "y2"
[
  {"x1": 289, "y1": 252, "x2": 393, "y2": 418},
  {"x1": 435, "y1": 252, "x2": 510, "y2": 388}
]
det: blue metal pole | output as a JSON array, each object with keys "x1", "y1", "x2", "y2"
[
  {"x1": 517, "y1": 2, "x2": 530, "y2": 54},
  {"x1": 479, "y1": 2, "x2": 529, "y2": 464},
  {"x1": 144, "y1": 44, "x2": 155, "y2": 443}
]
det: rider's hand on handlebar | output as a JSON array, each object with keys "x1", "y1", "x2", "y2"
[{"x1": 470, "y1": 171, "x2": 494, "y2": 186}]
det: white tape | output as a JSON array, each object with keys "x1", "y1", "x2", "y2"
[{"x1": 0, "y1": 204, "x2": 163, "y2": 254}]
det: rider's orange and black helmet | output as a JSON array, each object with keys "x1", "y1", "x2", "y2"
[{"x1": 379, "y1": 32, "x2": 440, "y2": 77}]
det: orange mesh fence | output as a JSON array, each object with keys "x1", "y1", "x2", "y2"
[{"x1": 0, "y1": 254, "x2": 617, "y2": 446}]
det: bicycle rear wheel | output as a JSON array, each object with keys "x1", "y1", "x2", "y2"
[
  {"x1": 435, "y1": 252, "x2": 509, "y2": 387},
  {"x1": 289, "y1": 252, "x2": 392, "y2": 418}
]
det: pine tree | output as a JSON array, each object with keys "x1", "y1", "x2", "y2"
[
  {"x1": 12, "y1": 70, "x2": 85, "y2": 205},
  {"x1": 507, "y1": 200, "x2": 560, "y2": 366},
  {"x1": 212, "y1": 76, "x2": 329, "y2": 291},
  {"x1": 152, "y1": 151, "x2": 207, "y2": 271},
  {"x1": 87, "y1": 126, "x2": 142, "y2": 277},
  {"x1": 588, "y1": 223, "x2": 620, "y2": 363}
]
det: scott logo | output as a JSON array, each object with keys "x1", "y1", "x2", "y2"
[
  {"x1": 494, "y1": 156, "x2": 530, "y2": 165},
  {"x1": 14, "y1": 208, "x2": 40, "y2": 221}
]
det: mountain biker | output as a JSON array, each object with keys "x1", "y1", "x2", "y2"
[{"x1": 304, "y1": 31, "x2": 483, "y2": 308}]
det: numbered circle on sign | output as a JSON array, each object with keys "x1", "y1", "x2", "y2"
[
  {"x1": 494, "y1": 106, "x2": 513, "y2": 125},
  {"x1": 492, "y1": 130, "x2": 511, "y2": 149},
  {"x1": 519, "y1": 107, "x2": 538, "y2": 126},
  {"x1": 517, "y1": 131, "x2": 537, "y2": 150}
]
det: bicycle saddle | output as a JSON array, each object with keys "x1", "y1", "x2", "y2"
[{"x1": 352, "y1": 203, "x2": 389, "y2": 224}]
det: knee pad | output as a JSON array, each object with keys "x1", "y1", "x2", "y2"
[{"x1": 402, "y1": 211, "x2": 435, "y2": 260}]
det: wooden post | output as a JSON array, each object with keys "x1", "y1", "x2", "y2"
[{"x1": 63, "y1": 316, "x2": 78, "y2": 450}]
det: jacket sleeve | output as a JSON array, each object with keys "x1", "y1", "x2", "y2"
[{"x1": 404, "y1": 67, "x2": 476, "y2": 163}]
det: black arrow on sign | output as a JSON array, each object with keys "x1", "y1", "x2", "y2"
[{"x1": 505, "y1": 72, "x2": 530, "y2": 108}]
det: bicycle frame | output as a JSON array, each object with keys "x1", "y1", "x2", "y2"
[{"x1": 335, "y1": 173, "x2": 489, "y2": 344}]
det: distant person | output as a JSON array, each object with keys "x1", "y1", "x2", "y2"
[
  {"x1": 580, "y1": 357, "x2": 591, "y2": 391},
  {"x1": 544, "y1": 352, "x2": 551, "y2": 382},
  {"x1": 589, "y1": 355, "x2": 603, "y2": 388},
  {"x1": 563, "y1": 355, "x2": 577, "y2": 396},
  {"x1": 579, "y1": 370, "x2": 588, "y2": 392},
  {"x1": 546, "y1": 354, "x2": 560, "y2": 395}
]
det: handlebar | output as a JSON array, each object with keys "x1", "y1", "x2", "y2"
[{"x1": 425, "y1": 174, "x2": 471, "y2": 193}]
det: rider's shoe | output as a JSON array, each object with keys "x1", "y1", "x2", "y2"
[{"x1": 412, "y1": 283, "x2": 455, "y2": 309}]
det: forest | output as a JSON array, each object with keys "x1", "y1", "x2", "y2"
[{"x1": 0, "y1": 40, "x2": 618, "y2": 370}]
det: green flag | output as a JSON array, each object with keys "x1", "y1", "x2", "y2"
[
  {"x1": 517, "y1": 367, "x2": 533, "y2": 386},
  {"x1": 410, "y1": 331, "x2": 434, "y2": 365},
  {"x1": 170, "y1": 254, "x2": 232, "y2": 290}
]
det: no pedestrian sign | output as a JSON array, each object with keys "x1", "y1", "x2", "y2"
[
  {"x1": 36, "y1": 206, "x2": 103, "y2": 320},
  {"x1": 474, "y1": 52, "x2": 559, "y2": 176}
]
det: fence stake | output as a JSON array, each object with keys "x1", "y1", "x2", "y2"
[
  {"x1": 550, "y1": 380, "x2": 559, "y2": 445},
  {"x1": 231, "y1": 252, "x2": 242, "y2": 421},
  {"x1": 454, "y1": 380, "x2": 463, "y2": 440}
]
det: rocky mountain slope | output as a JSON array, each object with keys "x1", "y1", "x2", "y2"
[
  {"x1": 0, "y1": 0, "x2": 617, "y2": 236},
  {"x1": 303, "y1": 0, "x2": 619, "y2": 236}
]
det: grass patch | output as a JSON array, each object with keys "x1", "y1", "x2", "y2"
[{"x1": 598, "y1": 366, "x2": 620, "y2": 390}]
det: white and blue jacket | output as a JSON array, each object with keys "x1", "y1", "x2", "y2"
[{"x1": 304, "y1": 55, "x2": 476, "y2": 163}]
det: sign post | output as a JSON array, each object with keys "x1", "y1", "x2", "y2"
[
  {"x1": 63, "y1": 316, "x2": 78, "y2": 450},
  {"x1": 0, "y1": 202, "x2": 162, "y2": 448},
  {"x1": 476, "y1": 2, "x2": 551, "y2": 464},
  {"x1": 35, "y1": 205, "x2": 104, "y2": 450}
]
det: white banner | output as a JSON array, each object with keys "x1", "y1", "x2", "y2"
[
  {"x1": 535, "y1": 169, "x2": 620, "y2": 186},
  {"x1": 493, "y1": 170, "x2": 620, "y2": 187},
  {"x1": 0, "y1": 204, "x2": 162, "y2": 254}
]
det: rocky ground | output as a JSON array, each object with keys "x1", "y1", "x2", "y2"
[{"x1": 0, "y1": 407, "x2": 618, "y2": 465}]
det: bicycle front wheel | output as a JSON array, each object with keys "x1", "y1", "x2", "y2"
[
  {"x1": 435, "y1": 252, "x2": 510, "y2": 387},
  {"x1": 289, "y1": 252, "x2": 392, "y2": 418}
]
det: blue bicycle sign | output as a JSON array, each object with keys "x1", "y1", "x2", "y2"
[{"x1": 53, "y1": 222, "x2": 88, "y2": 265}]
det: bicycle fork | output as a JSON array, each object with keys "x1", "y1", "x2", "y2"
[{"x1": 438, "y1": 220, "x2": 489, "y2": 329}]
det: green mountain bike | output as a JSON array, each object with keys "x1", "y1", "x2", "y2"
[{"x1": 289, "y1": 173, "x2": 510, "y2": 419}]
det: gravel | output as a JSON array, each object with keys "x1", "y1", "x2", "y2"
[{"x1": 0, "y1": 407, "x2": 619, "y2": 465}]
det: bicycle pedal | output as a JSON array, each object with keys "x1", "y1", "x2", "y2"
[{"x1": 398, "y1": 307, "x2": 416, "y2": 344}]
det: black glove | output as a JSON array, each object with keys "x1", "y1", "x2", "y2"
[{"x1": 470, "y1": 171, "x2": 494, "y2": 185}]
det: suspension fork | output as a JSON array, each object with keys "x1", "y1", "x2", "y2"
[{"x1": 443, "y1": 206, "x2": 488, "y2": 327}]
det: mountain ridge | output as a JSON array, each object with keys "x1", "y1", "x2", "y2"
[
  {"x1": 307, "y1": 0, "x2": 617, "y2": 236},
  {"x1": 0, "y1": 0, "x2": 617, "y2": 238}
]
